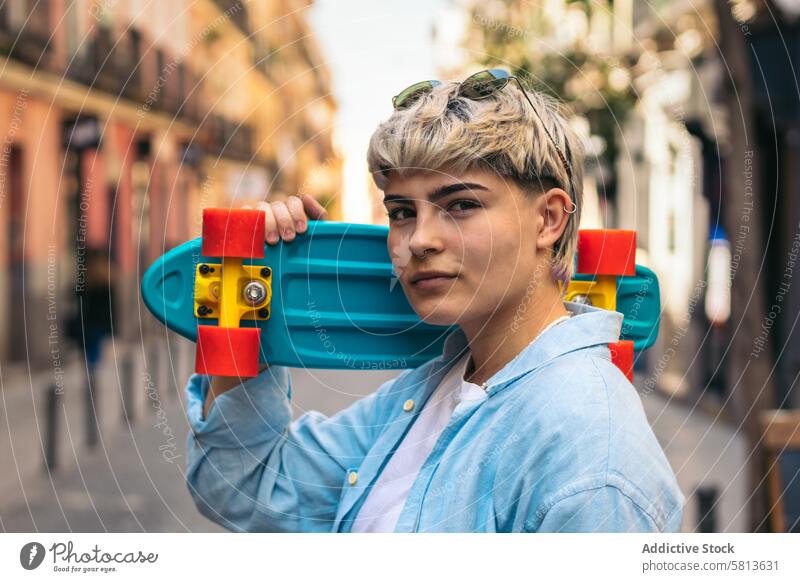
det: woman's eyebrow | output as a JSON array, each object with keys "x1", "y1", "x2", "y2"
[{"x1": 383, "y1": 182, "x2": 488, "y2": 205}]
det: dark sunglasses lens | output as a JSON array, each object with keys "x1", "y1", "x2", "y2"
[
  {"x1": 459, "y1": 71, "x2": 509, "y2": 99},
  {"x1": 393, "y1": 81, "x2": 438, "y2": 109}
]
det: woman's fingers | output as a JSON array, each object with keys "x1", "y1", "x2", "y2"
[
  {"x1": 271, "y1": 201, "x2": 295, "y2": 242},
  {"x1": 302, "y1": 194, "x2": 328, "y2": 220},
  {"x1": 252, "y1": 194, "x2": 328, "y2": 246},
  {"x1": 255, "y1": 201, "x2": 279, "y2": 245},
  {"x1": 285, "y1": 195, "x2": 307, "y2": 234}
]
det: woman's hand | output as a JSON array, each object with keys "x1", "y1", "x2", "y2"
[{"x1": 247, "y1": 194, "x2": 328, "y2": 245}]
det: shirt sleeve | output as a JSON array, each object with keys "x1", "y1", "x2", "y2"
[
  {"x1": 185, "y1": 367, "x2": 404, "y2": 532},
  {"x1": 530, "y1": 485, "x2": 681, "y2": 533}
]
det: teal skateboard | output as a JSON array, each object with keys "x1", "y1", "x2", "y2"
[{"x1": 141, "y1": 209, "x2": 660, "y2": 378}]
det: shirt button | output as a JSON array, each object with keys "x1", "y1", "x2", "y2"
[
  {"x1": 403, "y1": 399, "x2": 415, "y2": 412},
  {"x1": 348, "y1": 471, "x2": 358, "y2": 485}
]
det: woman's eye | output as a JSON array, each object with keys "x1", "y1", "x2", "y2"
[
  {"x1": 386, "y1": 207, "x2": 413, "y2": 221},
  {"x1": 448, "y1": 199, "x2": 480, "y2": 213}
]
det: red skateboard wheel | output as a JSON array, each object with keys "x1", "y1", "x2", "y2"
[
  {"x1": 609, "y1": 340, "x2": 634, "y2": 382},
  {"x1": 195, "y1": 325, "x2": 261, "y2": 377},
  {"x1": 577, "y1": 230, "x2": 636, "y2": 276},
  {"x1": 201, "y1": 208, "x2": 265, "y2": 258}
]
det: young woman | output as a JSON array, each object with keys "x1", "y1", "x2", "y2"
[{"x1": 185, "y1": 70, "x2": 684, "y2": 532}]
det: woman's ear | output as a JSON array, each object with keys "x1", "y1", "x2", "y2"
[{"x1": 535, "y1": 187, "x2": 572, "y2": 252}]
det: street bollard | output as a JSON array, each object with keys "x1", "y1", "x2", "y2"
[
  {"x1": 85, "y1": 367, "x2": 98, "y2": 449},
  {"x1": 168, "y1": 338, "x2": 180, "y2": 401},
  {"x1": 43, "y1": 383, "x2": 60, "y2": 472},
  {"x1": 121, "y1": 350, "x2": 135, "y2": 424},
  {"x1": 696, "y1": 485, "x2": 719, "y2": 532}
]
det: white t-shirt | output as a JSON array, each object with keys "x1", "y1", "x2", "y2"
[{"x1": 350, "y1": 351, "x2": 487, "y2": 532}]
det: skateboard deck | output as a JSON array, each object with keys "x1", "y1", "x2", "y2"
[{"x1": 141, "y1": 210, "x2": 660, "y2": 378}]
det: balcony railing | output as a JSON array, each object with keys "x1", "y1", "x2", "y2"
[
  {"x1": 203, "y1": 115, "x2": 254, "y2": 162},
  {"x1": 61, "y1": 27, "x2": 201, "y2": 125},
  {"x1": 118, "y1": 28, "x2": 144, "y2": 102},
  {"x1": 180, "y1": 69, "x2": 204, "y2": 124},
  {"x1": 0, "y1": 0, "x2": 53, "y2": 69},
  {"x1": 64, "y1": 26, "x2": 123, "y2": 93}
]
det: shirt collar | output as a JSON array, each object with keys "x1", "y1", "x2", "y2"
[{"x1": 439, "y1": 301, "x2": 623, "y2": 394}]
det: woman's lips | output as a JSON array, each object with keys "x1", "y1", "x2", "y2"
[{"x1": 412, "y1": 275, "x2": 457, "y2": 291}]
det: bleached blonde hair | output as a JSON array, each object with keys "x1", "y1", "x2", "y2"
[{"x1": 367, "y1": 74, "x2": 584, "y2": 285}]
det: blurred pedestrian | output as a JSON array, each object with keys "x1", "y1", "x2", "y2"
[{"x1": 68, "y1": 249, "x2": 116, "y2": 370}]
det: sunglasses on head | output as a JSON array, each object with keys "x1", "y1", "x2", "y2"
[{"x1": 392, "y1": 68, "x2": 575, "y2": 199}]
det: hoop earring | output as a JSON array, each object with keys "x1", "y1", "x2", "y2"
[{"x1": 564, "y1": 200, "x2": 577, "y2": 214}]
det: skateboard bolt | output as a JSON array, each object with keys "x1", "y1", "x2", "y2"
[
  {"x1": 258, "y1": 308, "x2": 269, "y2": 318},
  {"x1": 243, "y1": 280, "x2": 267, "y2": 305},
  {"x1": 572, "y1": 294, "x2": 591, "y2": 305},
  {"x1": 260, "y1": 267, "x2": 271, "y2": 278},
  {"x1": 199, "y1": 264, "x2": 210, "y2": 275},
  {"x1": 197, "y1": 305, "x2": 211, "y2": 316}
]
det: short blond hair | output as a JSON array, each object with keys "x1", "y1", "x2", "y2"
[{"x1": 367, "y1": 75, "x2": 584, "y2": 284}]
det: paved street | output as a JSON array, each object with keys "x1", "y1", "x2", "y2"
[
  {"x1": 0, "y1": 336, "x2": 747, "y2": 532},
  {"x1": 0, "y1": 336, "x2": 398, "y2": 532},
  {"x1": 0, "y1": 336, "x2": 216, "y2": 532},
  {"x1": 641, "y1": 389, "x2": 748, "y2": 532}
]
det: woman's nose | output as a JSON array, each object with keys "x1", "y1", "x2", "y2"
[{"x1": 408, "y1": 208, "x2": 446, "y2": 257}]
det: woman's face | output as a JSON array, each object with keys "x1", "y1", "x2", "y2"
[{"x1": 384, "y1": 167, "x2": 555, "y2": 329}]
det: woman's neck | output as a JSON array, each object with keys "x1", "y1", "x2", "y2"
[{"x1": 460, "y1": 284, "x2": 570, "y2": 386}]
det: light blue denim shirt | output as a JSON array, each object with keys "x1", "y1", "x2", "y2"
[{"x1": 185, "y1": 301, "x2": 684, "y2": 532}]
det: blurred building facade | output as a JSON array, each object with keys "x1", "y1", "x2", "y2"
[
  {"x1": 0, "y1": 0, "x2": 340, "y2": 366},
  {"x1": 615, "y1": 1, "x2": 721, "y2": 399}
]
